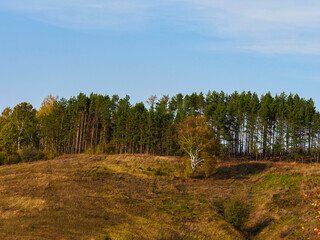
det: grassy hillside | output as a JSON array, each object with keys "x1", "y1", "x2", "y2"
[{"x1": 0, "y1": 154, "x2": 319, "y2": 239}]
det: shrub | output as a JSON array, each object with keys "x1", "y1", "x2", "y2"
[
  {"x1": 202, "y1": 154, "x2": 217, "y2": 178},
  {"x1": 224, "y1": 197, "x2": 250, "y2": 229},
  {"x1": 95, "y1": 144, "x2": 104, "y2": 154},
  {"x1": 85, "y1": 145, "x2": 105, "y2": 154},
  {"x1": 102, "y1": 235, "x2": 111, "y2": 240},
  {"x1": 4, "y1": 152, "x2": 21, "y2": 165},
  {"x1": 184, "y1": 157, "x2": 194, "y2": 177},
  {"x1": 301, "y1": 183, "x2": 320, "y2": 238},
  {"x1": 0, "y1": 151, "x2": 5, "y2": 165},
  {"x1": 18, "y1": 147, "x2": 44, "y2": 162},
  {"x1": 42, "y1": 151, "x2": 57, "y2": 160},
  {"x1": 155, "y1": 167, "x2": 164, "y2": 176},
  {"x1": 85, "y1": 146, "x2": 95, "y2": 154}
]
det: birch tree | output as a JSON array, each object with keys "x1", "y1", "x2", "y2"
[
  {"x1": 177, "y1": 116, "x2": 214, "y2": 171},
  {"x1": 12, "y1": 102, "x2": 37, "y2": 150}
]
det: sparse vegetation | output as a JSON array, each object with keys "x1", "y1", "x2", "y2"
[
  {"x1": 0, "y1": 154, "x2": 319, "y2": 239},
  {"x1": 224, "y1": 197, "x2": 250, "y2": 229}
]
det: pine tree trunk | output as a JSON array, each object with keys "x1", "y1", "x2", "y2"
[
  {"x1": 90, "y1": 115, "x2": 95, "y2": 148},
  {"x1": 78, "y1": 113, "x2": 83, "y2": 154}
]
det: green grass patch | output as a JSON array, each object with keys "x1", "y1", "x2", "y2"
[
  {"x1": 224, "y1": 197, "x2": 250, "y2": 229},
  {"x1": 259, "y1": 174, "x2": 302, "y2": 190}
]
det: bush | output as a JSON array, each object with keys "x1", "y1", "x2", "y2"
[
  {"x1": 85, "y1": 145, "x2": 104, "y2": 154},
  {"x1": 302, "y1": 183, "x2": 320, "y2": 238},
  {"x1": 0, "y1": 151, "x2": 5, "y2": 165},
  {"x1": 202, "y1": 154, "x2": 217, "y2": 178},
  {"x1": 4, "y1": 152, "x2": 21, "y2": 165},
  {"x1": 155, "y1": 167, "x2": 164, "y2": 176},
  {"x1": 85, "y1": 146, "x2": 95, "y2": 154},
  {"x1": 95, "y1": 144, "x2": 104, "y2": 154},
  {"x1": 18, "y1": 147, "x2": 44, "y2": 162},
  {"x1": 224, "y1": 197, "x2": 250, "y2": 229},
  {"x1": 184, "y1": 157, "x2": 194, "y2": 177},
  {"x1": 42, "y1": 151, "x2": 57, "y2": 160}
]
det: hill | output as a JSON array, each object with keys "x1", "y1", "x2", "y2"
[{"x1": 0, "y1": 154, "x2": 319, "y2": 239}]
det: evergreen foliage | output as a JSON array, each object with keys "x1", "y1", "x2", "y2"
[{"x1": 1, "y1": 91, "x2": 320, "y2": 164}]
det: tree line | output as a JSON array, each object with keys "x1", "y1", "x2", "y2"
[{"x1": 0, "y1": 91, "x2": 319, "y2": 163}]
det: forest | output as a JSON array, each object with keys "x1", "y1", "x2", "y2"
[{"x1": 0, "y1": 91, "x2": 319, "y2": 164}]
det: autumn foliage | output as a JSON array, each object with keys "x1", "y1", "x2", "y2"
[
  {"x1": 177, "y1": 116, "x2": 215, "y2": 174},
  {"x1": 302, "y1": 179, "x2": 320, "y2": 239}
]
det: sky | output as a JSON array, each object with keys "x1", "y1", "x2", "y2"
[{"x1": 1, "y1": 0, "x2": 320, "y2": 111}]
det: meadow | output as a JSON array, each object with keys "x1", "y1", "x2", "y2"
[{"x1": 0, "y1": 154, "x2": 319, "y2": 239}]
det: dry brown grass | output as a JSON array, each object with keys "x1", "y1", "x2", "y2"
[{"x1": 1, "y1": 154, "x2": 319, "y2": 239}]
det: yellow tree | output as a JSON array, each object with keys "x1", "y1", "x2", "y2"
[
  {"x1": 0, "y1": 107, "x2": 16, "y2": 152},
  {"x1": 177, "y1": 116, "x2": 214, "y2": 171},
  {"x1": 37, "y1": 95, "x2": 58, "y2": 152}
]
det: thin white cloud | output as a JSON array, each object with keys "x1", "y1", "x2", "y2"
[
  {"x1": 240, "y1": 41, "x2": 320, "y2": 55},
  {"x1": 185, "y1": 0, "x2": 320, "y2": 54},
  {"x1": 1, "y1": 0, "x2": 320, "y2": 54}
]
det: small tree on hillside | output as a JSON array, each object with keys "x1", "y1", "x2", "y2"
[{"x1": 177, "y1": 116, "x2": 214, "y2": 172}]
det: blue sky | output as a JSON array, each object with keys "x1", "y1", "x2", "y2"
[{"x1": 1, "y1": 0, "x2": 320, "y2": 110}]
